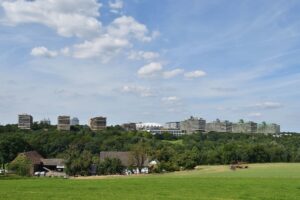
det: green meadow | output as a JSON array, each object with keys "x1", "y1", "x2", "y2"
[{"x1": 0, "y1": 163, "x2": 300, "y2": 200}]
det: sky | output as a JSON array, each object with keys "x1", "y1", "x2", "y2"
[{"x1": 0, "y1": 0, "x2": 300, "y2": 131}]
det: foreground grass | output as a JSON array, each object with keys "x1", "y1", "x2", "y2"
[{"x1": 0, "y1": 163, "x2": 300, "y2": 200}]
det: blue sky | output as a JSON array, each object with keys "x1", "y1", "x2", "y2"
[{"x1": 0, "y1": 0, "x2": 300, "y2": 131}]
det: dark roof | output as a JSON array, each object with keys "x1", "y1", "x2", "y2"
[
  {"x1": 100, "y1": 151, "x2": 149, "y2": 167},
  {"x1": 22, "y1": 151, "x2": 44, "y2": 165},
  {"x1": 41, "y1": 159, "x2": 65, "y2": 166}
]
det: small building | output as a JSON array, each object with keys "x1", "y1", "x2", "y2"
[
  {"x1": 71, "y1": 117, "x2": 79, "y2": 126},
  {"x1": 180, "y1": 116, "x2": 206, "y2": 134},
  {"x1": 206, "y1": 119, "x2": 232, "y2": 133},
  {"x1": 18, "y1": 114, "x2": 33, "y2": 130},
  {"x1": 149, "y1": 129, "x2": 185, "y2": 136},
  {"x1": 89, "y1": 116, "x2": 107, "y2": 131},
  {"x1": 122, "y1": 123, "x2": 137, "y2": 131},
  {"x1": 57, "y1": 116, "x2": 70, "y2": 131},
  {"x1": 232, "y1": 121, "x2": 257, "y2": 133}
]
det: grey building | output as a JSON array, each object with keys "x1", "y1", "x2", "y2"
[
  {"x1": 206, "y1": 119, "x2": 232, "y2": 133},
  {"x1": 122, "y1": 123, "x2": 137, "y2": 131},
  {"x1": 71, "y1": 117, "x2": 79, "y2": 126},
  {"x1": 57, "y1": 116, "x2": 71, "y2": 131},
  {"x1": 18, "y1": 114, "x2": 33, "y2": 130},
  {"x1": 180, "y1": 116, "x2": 206, "y2": 134},
  {"x1": 164, "y1": 122, "x2": 180, "y2": 130},
  {"x1": 40, "y1": 118, "x2": 51, "y2": 125},
  {"x1": 232, "y1": 121, "x2": 257, "y2": 133},
  {"x1": 89, "y1": 117, "x2": 107, "y2": 131},
  {"x1": 257, "y1": 123, "x2": 280, "y2": 134}
]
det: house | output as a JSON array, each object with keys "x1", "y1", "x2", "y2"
[
  {"x1": 11, "y1": 151, "x2": 65, "y2": 176},
  {"x1": 99, "y1": 151, "x2": 150, "y2": 174}
]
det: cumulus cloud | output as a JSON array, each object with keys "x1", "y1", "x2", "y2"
[
  {"x1": 121, "y1": 85, "x2": 153, "y2": 97},
  {"x1": 184, "y1": 70, "x2": 206, "y2": 79},
  {"x1": 128, "y1": 51, "x2": 159, "y2": 61},
  {"x1": 163, "y1": 69, "x2": 184, "y2": 79},
  {"x1": 72, "y1": 35, "x2": 129, "y2": 60},
  {"x1": 1, "y1": 0, "x2": 102, "y2": 38},
  {"x1": 30, "y1": 46, "x2": 58, "y2": 58},
  {"x1": 138, "y1": 62, "x2": 163, "y2": 78},
  {"x1": 109, "y1": 0, "x2": 123, "y2": 14},
  {"x1": 107, "y1": 16, "x2": 154, "y2": 42}
]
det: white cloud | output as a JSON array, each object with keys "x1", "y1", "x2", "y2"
[
  {"x1": 30, "y1": 46, "x2": 58, "y2": 58},
  {"x1": 128, "y1": 51, "x2": 159, "y2": 61},
  {"x1": 253, "y1": 101, "x2": 283, "y2": 109},
  {"x1": 184, "y1": 70, "x2": 207, "y2": 79},
  {"x1": 109, "y1": 0, "x2": 123, "y2": 13},
  {"x1": 1, "y1": 0, "x2": 102, "y2": 38},
  {"x1": 162, "y1": 96, "x2": 179, "y2": 103},
  {"x1": 248, "y1": 112, "x2": 262, "y2": 117},
  {"x1": 163, "y1": 69, "x2": 184, "y2": 79},
  {"x1": 138, "y1": 62, "x2": 163, "y2": 78},
  {"x1": 72, "y1": 35, "x2": 130, "y2": 60},
  {"x1": 121, "y1": 85, "x2": 153, "y2": 97},
  {"x1": 107, "y1": 16, "x2": 153, "y2": 42}
]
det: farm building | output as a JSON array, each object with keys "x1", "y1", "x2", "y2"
[{"x1": 11, "y1": 151, "x2": 65, "y2": 176}]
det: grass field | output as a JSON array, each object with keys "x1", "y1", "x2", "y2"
[{"x1": 0, "y1": 163, "x2": 300, "y2": 200}]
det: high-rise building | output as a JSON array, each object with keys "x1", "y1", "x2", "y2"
[
  {"x1": 18, "y1": 114, "x2": 33, "y2": 130},
  {"x1": 122, "y1": 123, "x2": 137, "y2": 131},
  {"x1": 57, "y1": 116, "x2": 71, "y2": 131},
  {"x1": 257, "y1": 123, "x2": 280, "y2": 134},
  {"x1": 71, "y1": 117, "x2": 79, "y2": 126},
  {"x1": 164, "y1": 122, "x2": 180, "y2": 130},
  {"x1": 89, "y1": 117, "x2": 107, "y2": 131},
  {"x1": 180, "y1": 116, "x2": 206, "y2": 134},
  {"x1": 206, "y1": 119, "x2": 232, "y2": 133},
  {"x1": 232, "y1": 121, "x2": 257, "y2": 133},
  {"x1": 40, "y1": 118, "x2": 51, "y2": 125}
]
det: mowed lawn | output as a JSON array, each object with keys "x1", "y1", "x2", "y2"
[{"x1": 0, "y1": 163, "x2": 300, "y2": 200}]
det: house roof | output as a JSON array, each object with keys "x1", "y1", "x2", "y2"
[
  {"x1": 22, "y1": 151, "x2": 44, "y2": 165},
  {"x1": 41, "y1": 159, "x2": 65, "y2": 166},
  {"x1": 100, "y1": 151, "x2": 149, "y2": 167}
]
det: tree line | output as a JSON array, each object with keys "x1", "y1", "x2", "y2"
[{"x1": 0, "y1": 124, "x2": 300, "y2": 175}]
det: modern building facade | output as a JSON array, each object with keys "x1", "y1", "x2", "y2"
[
  {"x1": 122, "y1": 123, "x2": 137, "y2": 131},
  {"x1": 257, "y1": 123, "x2": 280, "y2": 134},
  {"x1": 232, "y1": 121, "x2": 257, "y2": 133},
  {"x1": 71, "y1": 117, "x2": 79, "y2": 126},
  {"x1": 57, "y1": 116, "x2": 71, "y2": 131},
  {"x1": 180, "y1": 116, "x2": 206, "y2": 134},
  {"x1": 18, "y1": 114, "x2": 33, "y2": 130},
  {"x1": 89, "y1": 117, "x2": 107, "y2": 131},
  {"x1": 206, "y1": 119, "x2": 232, "y2": 133},
  {"x1": 136, "y1": 122, "x2": 163, "y2": 131},
  {"x1": 164, "y1": 122, "x2": 180, "y2": 130}
]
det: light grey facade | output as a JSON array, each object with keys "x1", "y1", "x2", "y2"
[
  {"x1": 206, "y1": 119, "x2": 232, "y2": 133},
  {"x1": 57, "y1": 116, "x2": 71, "y2": 131},
  {"x1": 180, "y1": 116, "x2": 206, "y2": 134},
  {"x1": 122, "y1": 123, "x2": 137, "y2": 131},
  {"x1": 71, "y1": 117, "x2": 79, "y2": 126},
  {"x1": 257, "y1": 123, "x2": 280, "y2": 134},
  {"x1": 232, "y1": 121, "x2": 257, "y2": 133},
  {"x1": 164, "y1": 122, "x2": 180, "y2": 130},
  {"x1": 18, "y1": 114, "x2": 33, "y2": 130},
  {"x1": 89, "y1": 117, "x2": 107, "y2": 131}
]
